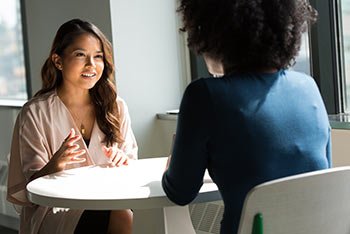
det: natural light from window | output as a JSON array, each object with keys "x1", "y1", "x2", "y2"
[
  {"x1": 290, "y1": 33, "x2": 310, "y2": 75},
  {"x1": 0, "y1": 0, "x2": 28, "y2": 104}
]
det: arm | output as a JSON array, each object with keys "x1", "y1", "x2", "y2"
[
  {"x1": 162, "y1": 79, "x2": 213, "y2": 205},
  {"x1": 8, "y1": 109, "x2": 51, "y2": 205}
]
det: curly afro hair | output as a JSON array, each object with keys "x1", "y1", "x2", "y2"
[{"x1": 178, "y1": 0, "x2": 317, "y2": 72}]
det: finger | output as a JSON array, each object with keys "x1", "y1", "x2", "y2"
[
  {"x1": 62, "y1": 128, "x2": 77, "y2": 148},
  {"x1": 123, "y1": 157, "x2": 129, "y2": 165},
  {"x1": 70, "y1": 156, "x2": 86, "y2": 163},
  {"x1": 110, "y1": 154, "x2": 121, "y2": 167},
  {"x1": 66, "y1": 135, "x2": 81, "y2": 146},
  {"x1": 116, "y1": 156, "x2": 128, "y2": 167},
  {"x1": 64, "y1": 128, "x2": 75, "y2": 141},
  {"x1": 66, "y1": 143, "x2": 80, "y2": 154},
  {"x1": 66, "y1": 158, "x2": 86, "y2": 164},
  {"x1": 62, "y1": 144, "x2": 82, "y2": 159},
  {"x1": 66, "y1": 150, "x2": 86, "y2": 164},
  {"x1": 102, "y1": 146, "x2": 112, "y2": 157},
  {"x1": 61, "y1": 150, "x2": 85, "y2": 163},
  {"x1": 60, "y1": 141, "x2": 80, "y2": 156},
  {"x1": 115, "y1": 153, "x2": 124, "y2": 166},
  {"x1": 165, "y1": 155, "x2": 172, "y2": 169},
  {"x1": 114, "y1": 152, "x2": 128, "y2": 167}
]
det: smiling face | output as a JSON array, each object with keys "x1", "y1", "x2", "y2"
[{"x1": 52, "y1": 33, "x2": 105, "y2": 92}]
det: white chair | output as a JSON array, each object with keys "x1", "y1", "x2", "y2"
[{"x1": 237, "y1": 166, "x2": 350, "y2": 234}]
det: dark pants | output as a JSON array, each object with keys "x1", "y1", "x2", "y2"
[{"x1": 74, "y1": 210, "x2": 111, "y2": 234}]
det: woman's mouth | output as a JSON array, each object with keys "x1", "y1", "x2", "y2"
[{"x1": 81, "y1": 73, "x2": 96, "y2": 78}]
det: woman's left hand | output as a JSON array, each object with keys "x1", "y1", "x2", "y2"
[
  {"x1": 102, "y1": 145, "x2": 129, "y2": 167},
  {"x1": 165, "y1": 155, "x2": 171, "y2": 171}
]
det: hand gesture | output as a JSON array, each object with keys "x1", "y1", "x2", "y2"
[
  {"x1": 49, "y1": 128, "x2": 86, "y2": 171},
  {"x1": 102, "y1": 145, "x2": 129, "y2": 167},
  {"x1": 30, "y1": 128, "x2": 86, "y2": 181}
]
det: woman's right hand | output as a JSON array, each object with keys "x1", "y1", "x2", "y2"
[
  {"x1": 50, "y1": 128, "x2": 86, "y2": 171},
  {"x1": 30, "y1": 128, "x2": 86, "y2": 181}
]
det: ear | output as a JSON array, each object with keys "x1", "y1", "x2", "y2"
[
  {"x1": 203, "y1": 53, "x2": 224, "y2": 77},
  {"x1": 52, "y1": 53, "x2": 63, "y2": 70}
]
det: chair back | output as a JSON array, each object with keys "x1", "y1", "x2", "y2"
[{"x1": 237, "y1": 167, "x2": 350, "y2": 234}]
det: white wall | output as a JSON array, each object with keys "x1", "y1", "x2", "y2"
[{"x1": 110, "y1": 0, "x2": 186, "y2": 157}]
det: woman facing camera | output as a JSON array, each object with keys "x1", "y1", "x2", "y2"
[
  {"x1": 7, "y1": 19, "x2": 137, "y2": 234},
  {"x1": 162, "y1": 1, "x2": 331, "y2": 233}
]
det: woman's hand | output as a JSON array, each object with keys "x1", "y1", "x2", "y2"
[
  {"x1": 30, "y1": 128, "x2": 86, "y2": 181},
  {"x1": 50, "y1": 128, "x2": 86, "y2": 171},
  {"x1": 102, "y1": 145, "x2": 129, "y2": 167},
  {"x1": 165, "y1": 155, "x2": 172, "y2": 171}
]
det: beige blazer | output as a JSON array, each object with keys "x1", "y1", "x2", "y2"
[{"x1": 7, "y1": 90, "x2": 138, "y2": 234}]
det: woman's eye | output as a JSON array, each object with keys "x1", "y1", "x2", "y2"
[
  {"x1": 95, "y1": 54, "x2": 104, "y2": 59},
  {"x1": 75, "y1": 52, "x2": 85, "y2": 57}
]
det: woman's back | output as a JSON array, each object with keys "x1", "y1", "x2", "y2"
[{"x1": 163, "y1": 70, "x2": 331, "y2": 233}]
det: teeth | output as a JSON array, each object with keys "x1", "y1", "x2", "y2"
[{"x1": 82, "y1": 73, "x2": 95, "y2": 77}]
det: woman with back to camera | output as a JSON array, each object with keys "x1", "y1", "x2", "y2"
[
  {"x1": 162, "y1": 0, "x2": 332, "y2": 233},
  {"x1": 7, "y1": 19, "x2": 137, "y2": 234}
]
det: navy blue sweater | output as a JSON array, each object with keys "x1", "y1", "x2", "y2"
[{"x1": 162, "y1": 70, "x2": 331, "y2": 234}]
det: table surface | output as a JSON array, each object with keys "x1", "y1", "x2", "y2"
[{"x1": 27, "y1": 157, "x2": 221, "y2": 210}]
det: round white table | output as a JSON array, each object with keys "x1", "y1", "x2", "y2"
[{"x1": 27, "y1": 157, "x2": 221, "y2": 234}]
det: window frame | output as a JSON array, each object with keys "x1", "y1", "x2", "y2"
[{"x1": 309, "y1": 0, "x2": 345, "y2": 114}]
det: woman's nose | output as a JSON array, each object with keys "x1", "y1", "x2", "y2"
[{"x1": 85, "y1": 56, "x2": 95, "y2": 67}]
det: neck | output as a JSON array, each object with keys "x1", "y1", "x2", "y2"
[
  {"x1": 57, "y1": 86, "x2": 95, "y2": 140},
  {"x1": 57, "y1": 86, "x2": 92, "y2": 107},
  {"x1": 203, "y1": 54, "x2": 224, "y2": 77},
  {"x1": 224, "y1": 66, "x2": 279, "y2": 74},
  {"x1": 257, "y1": 68, "x2": 279, "y2": 73}
]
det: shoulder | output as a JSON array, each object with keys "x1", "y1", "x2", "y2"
[
  {"x1": 187, "y1": 77, "x2": 212, "y2": 88},
  {"x1": 180, "y1": 78, "x2": 215, "y2": 111},
  {"x1": 282, "y1": 70, "x2": 317, "y2": 86},
  {"x1": 184, "y1": 77, "x2": 213, "y2": 96},
  {"x1": 116, "y1": 95, "x2": 127, "y2": 106},
  {"x1": 280, "y1": 70, "x2": 324, "y2": 104},
  {"x1": 116, "y1": 96, "x2": 130, "y2": 116},
  {"x1": 18, "y1": 91, "x2": 57, "y2": 123}
]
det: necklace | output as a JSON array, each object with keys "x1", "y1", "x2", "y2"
[
  {"x1": 69, "y1": 109, "x2": 88, "y2": 137},
  {"x1": 80, "y1": 123, "x2": 86, "y2": 136},
  {"x1": 57, "y1": 89, "x2": 92, "y2": 138}
]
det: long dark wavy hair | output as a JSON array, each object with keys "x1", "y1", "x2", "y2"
[
  {"x1": 178, "y1": 0, "x2": 318, "y2": 73},
  {"x1": 35, "y1": 18, "x2": 123, "y2": 146}
]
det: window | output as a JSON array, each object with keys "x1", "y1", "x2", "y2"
[
  {"x1": 290, "y1": 33, "x2": 311, "y2": 75},
  {"x1": 189, "y1": 32, "x2": 311, "y2": 81},
  {"x1": 0, "y1": 0, "x2": 29, "y2": 106},
  {"x1": 342, "y1": 0, "x2": 350, "y2": 112}
]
